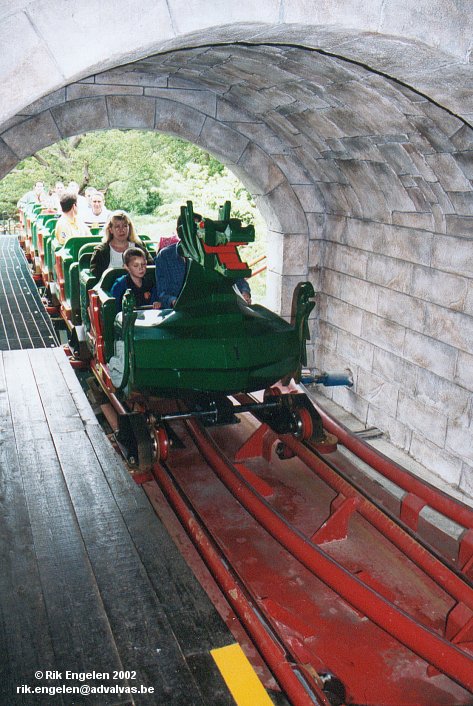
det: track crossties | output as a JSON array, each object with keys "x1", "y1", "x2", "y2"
[{"x1": 0, "y1": 234, "x2": 57, "y2": 350}]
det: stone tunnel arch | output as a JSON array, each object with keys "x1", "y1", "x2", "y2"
[
  {"x1": 2, "y1": 39, "x2": 473, "y2": 497},
  {"x1": 0, "y1": 92, "x2": 310, "y2": 317}
]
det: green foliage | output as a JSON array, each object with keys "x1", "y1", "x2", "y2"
[
  {"x1": 0, "y1": 130, "x2": 229, "y2": 217},
  {"x1": 0, "y1": 162, "x2": 45, "y2": 216},
  {"x1": 0, "y1": 129, "x2": 267, "y2": 300}
]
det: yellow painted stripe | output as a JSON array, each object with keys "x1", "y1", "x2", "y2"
[{"x1": 211, "y1": 643, "x2": 274, "y2": 706}]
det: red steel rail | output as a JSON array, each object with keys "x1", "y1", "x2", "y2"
[
  {"x1": 308, "y1": 394, "x2": 473, "y2": 530},
  {"x1": 185, "y1": 417, "x2": 473, "y2": 694},
  {"x1": 236, "y1": 391, "x2": 473, "y2": 580},
  {"x1": 152, "y1": 459, "x2": 331, "y2": 706},
  {"x1": 280, "y1": 433, "x2": 473, "y2": 607}
]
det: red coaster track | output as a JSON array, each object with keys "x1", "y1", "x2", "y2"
[{"x1": 144, "y1": 397, "x2": 473, "y2": 706}]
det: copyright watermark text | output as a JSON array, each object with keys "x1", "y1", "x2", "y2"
[{"x1": 17, "y1": 669, "x2": 154, "y2": 697}]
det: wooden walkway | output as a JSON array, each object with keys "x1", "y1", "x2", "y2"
[{"x1": 0, "y1": 347, "x2": 237, "y2": 705}]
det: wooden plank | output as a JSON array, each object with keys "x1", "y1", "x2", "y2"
[
  {"x1": 51, "y1": 427, "x2": 212, "y2": 704},
  {"x1": 2, "y1": 351, "x2": 126, "y2": 705},
  {"x1": 85, "y1": 424, "x2": 233, "y2": 637},
  {"x1": 86, "y1": 425, "x2": 237, "y2": 648},
  {"x1": 0, "y1": 478, "x2": 60, "y2": 704},
  {"x1": 0, "y1": 352, "x2": 10, "y2": 420},
  {"x1": 86, "y1": 424, "x2": 237, "y2": 704},
  {"x1": 3, "y1": 350, "x2": 50, "y2": 436},
  {"x1": 0, "y1": 235, "x2": 58, "y2": 350},
  {"x1": 0, "y1": 353, "x2": 63, "y2": 705},
  {"x1": 2, "y1": 347, "x2": 236, "y2": 703},
  {"x1": 19, "y1": 349, "x2": 86, "y2": 435},
  {"x1": 16, "y1": 437, "x2": 125, "y2": 681},
  {"x1": 50, "y1": 347, "x2": 99, "y2": 425}
]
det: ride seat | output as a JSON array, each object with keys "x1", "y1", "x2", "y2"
[
  {"x1": 57, "y1": 236, "x2": 103, "y2": 322},
  {"x1": 138, "y1": 234, "x2": 157, "y2": 258},
  {"x1": 99, "y1": 265, "x2": 156, "y2": 296},
  {"x1": 95, "y1": 266, "x2": 156, "y2": 361},
  {"x1": 78, "y1": 243, "x2": 97, "y2": 272},
  {"x1": 99, "y1": 267, "x2": 126, "y2": 296}
]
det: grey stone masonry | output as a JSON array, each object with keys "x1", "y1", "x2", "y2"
[{"x1": 1, "y1": 14, "x2": 473, "y2": 501}]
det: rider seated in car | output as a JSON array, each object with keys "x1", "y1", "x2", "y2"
[{"x1": 110, "y1": 248, "x2": 160, "y2": 312}]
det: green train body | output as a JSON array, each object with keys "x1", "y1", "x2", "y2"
[
  {"x1": 101, "y1": 201, "x2": 314, "y2": 398},
  {"x1": 20, "y1": 199, "x2": 315, "y2": 401},
  {"x1": 108, "y1": 268, "x2": 310, "y2": 396}
]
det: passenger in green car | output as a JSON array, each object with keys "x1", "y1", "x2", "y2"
[
  {"x1": 90, "y1": 210, "x2": 153, "y2": 279},
  {"x1": 110, "y1": 248, "x2": 160, "y2": 312},
  {"x1": 154, "y1": 212, "x2": 251, "y2": 308}
]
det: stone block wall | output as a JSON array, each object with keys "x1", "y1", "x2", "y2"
[
  {"x1": 312, "y1": 191, "x2": 473, "y2": 498},
  {"x1": 1, "y1": 38, "x2": 472, "y2": 499}
]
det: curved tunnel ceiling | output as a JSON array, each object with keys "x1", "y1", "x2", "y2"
[
  {"x1": 1, "y1": 15, "x2": 473, "y2": 126},
  {"x1": 3, "y1": 42, "x2": 472, "y2": 220},
  {"x1": 2, "y1": 43, "x2": 472, "y2": 287},
  {"x1": 2, "y1": 41, "x2": 472, "y2": 325},
  {"x1": 1, "y1": 39, "x2": 473, "y2": 493}
]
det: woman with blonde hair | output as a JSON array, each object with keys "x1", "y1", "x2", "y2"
[{"x1": 90, "y1": 210, "x2": 153, "y2": 279}]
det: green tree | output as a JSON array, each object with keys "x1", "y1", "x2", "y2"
[{"x1": 0, "y1": 129, "x2": 267, "y2": 298}]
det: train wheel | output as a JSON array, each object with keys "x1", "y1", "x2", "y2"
[
  {"x1": 68, "y1": 357, "x2": 89, "y2": 371},
  {"x1": 154, "y1": 426, "x2": 169, "y2": 463},
  {"x1": 263, "y1": 386, "x2": 282, "y2": 401},
  {"x1": 276, "y1": 442, "x2": 296, "y2": 460},
  {"x1": 293, "y1": 407, "x2": 313, "y2": 440}
]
